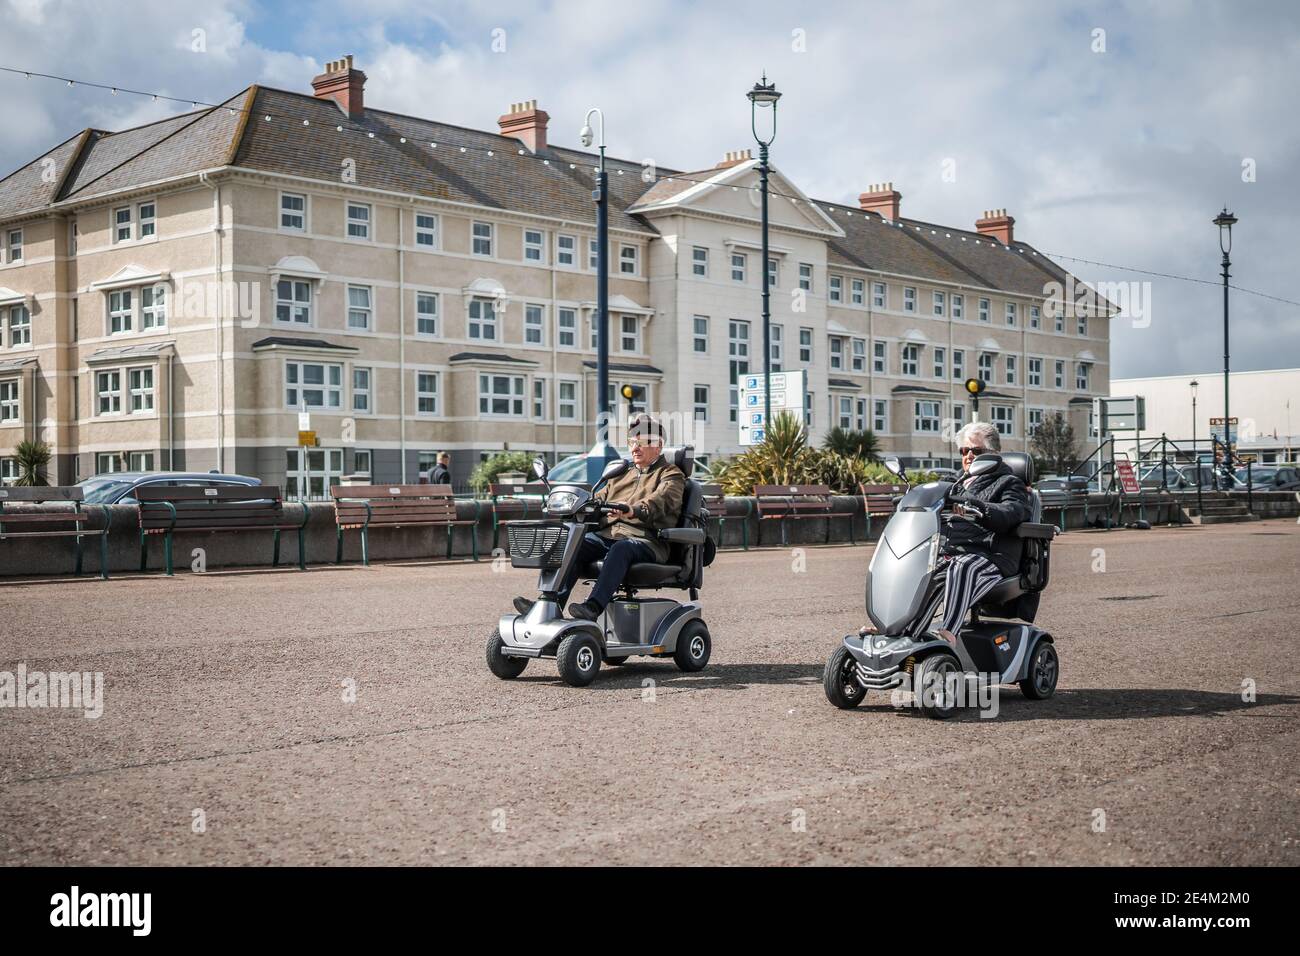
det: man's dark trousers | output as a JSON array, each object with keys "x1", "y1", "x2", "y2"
[{"x1": 559, "y1": 532, "x2": 658, "y2": 607}]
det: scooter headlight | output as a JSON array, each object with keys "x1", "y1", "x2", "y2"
[{"x1": 546, "y1": 490, "x2": 580, "y2": 514}]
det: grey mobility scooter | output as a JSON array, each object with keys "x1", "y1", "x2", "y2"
[
  {"x1": 824, "y1": 451, "x2": 1059, "y2": 718},
  {"x1": 487, "y1": 446, "x2": 713, "y2": 687}
]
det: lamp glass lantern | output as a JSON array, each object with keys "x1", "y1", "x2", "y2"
[{"x1": 1213, "y1": 208, "x2": 1237, "y2": 255}]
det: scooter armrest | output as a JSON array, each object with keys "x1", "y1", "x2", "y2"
[
  {"x1": 659, "y1": 527, "x2": 705, "y2": 545},
  {"x1": 1016, "y1": 522, "x2": 1057, "y2": 539}
]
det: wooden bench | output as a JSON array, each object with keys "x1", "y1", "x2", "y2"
[
  {"x1": 860, "y1": 482, "x2": 904, "y2": 539},
  {"x1": 487, "y1": 481, "x2": 548, "y2": 553},
  {"x1": 137, "y1": 485, "x2": 306, "y2": 575},
  {"x1": 754, "y1": 484, "x2": 856, "y2": 546},
  {"x1": 0, "y1": 486, "x2": 110, "y2": 579},
  {"x1": 331, "y1": 483, "x2": 480, "y2": 565},
  {"x1": 700, "y1": 483, "x2": 750, "y2": 551}
]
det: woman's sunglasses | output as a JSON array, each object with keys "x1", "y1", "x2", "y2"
[{"x1": 959, "y1": 446, "x2": 986, "y2": 456}]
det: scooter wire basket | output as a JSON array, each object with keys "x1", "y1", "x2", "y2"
[{"x1": 506, "y1": 520, "x2": 568, "y2": 569}]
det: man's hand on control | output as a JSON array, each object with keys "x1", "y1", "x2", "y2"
[{"x1": 610, "y1": 502, "x2": 633, "y2": 515}]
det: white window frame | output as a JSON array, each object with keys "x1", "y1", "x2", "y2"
[
  {"x1": 472, "y1": 221, "x2": 494, "y2": 257},
  {"x1": 347, "y1": 285, "x2": 373, "y2": 331},
  {"x1": 137, "y1": 201, "x2": 156, "y2": 239},
  {"x1": 108, "y1": 289, "x2": 133, "y2": 335},
  {"x1": 587, "y1": 238, "x2": 600, "y2": 271},
  {"x1": 903, "y1": 286, "x2": 917, "y2": 313},
  {"x1": 731, "y1": 253, "x2": 747, "y2": 283},
  {"x1": 280, "y1": 192, "x2": 307, "y2": 232},
  {"x1": 276, "y1": 279, "x2": 312, "y2": 326},
  {"x1": 7, "y1": 229, "x2": 23, "y2": 262},
  {"x1": 352, "y1": 366, "x2": 372, "y2": 414},
  {"x1": 798, "y1": 262, "x2": 813, "y2": 292},
  {"x1": 557, "y1": 380, "x2": 578, "y2": 421},
  {"x1": 1030, "y1": 305, "x2": 1041, "y2": 329},
  {"x1": 7, "y1": 305, "x2": 31, "y2": 346},
  {"x1": 416, "y1": 291, "x2": 438, "y2": 337},
  {"x1": 933, "y1": 346, "x2": 946, "y2": 379},
  {"x1": 851, "y1": 337, "x2": 866, "y2": 373},
  {"x1": 140, "y1": 284, "x2": 166, "y2": 330},
  {"x1": 1005, "y1": 354, "x2": 1017, "y2": 385},
  {"x1": 416, "y1": 370, "x2": 439, "y2": 416},
  {"x1": 619, "y1": 244, "x2": 638, "y2": 275},
  {"x1": 952, "y1": 349, "x2": 965, "y2": 381},
  {"x1": 285, "y1": 360, "x2": 342, "y2": 410},
  {"x1": 873, "y1": 398, "x2": 889, "y2": 433},
  {"x1": 556, "y1": 234, "x2": 576, "y2": 267},
  {"x1": 113, "y1": 206, "x2": 133, "y2": 243},
  {"x1": 991, "y1": 404, "x2": 1015, "y2": 437},
  {"x1": 524, "y1": 228, "x2": 545, "y2": 263},
  {"x1": 96, "y1": 369, "x2": 121, "y2": 416},
  {"x1": 978, "y1": 297, "x2": 991, "y2": 323},
  {"x1": 851, "y1": 278, "x2": 865, "y2": 306},
  {"x1": 693, "y1": 384, "x2": 710, "y2": 423},
  {"x1": 0, "y1": 380, "x2": 19, "y2": 422},
  {"x1": 468, "y1": 297, "x2": 498, "y2": 341},
  {"x1": 914, "y1": 400, "x2": 941, "y2": 434},
  {"x1": 346, "y1": 202, "x2": 371, "y2": 240},
  {"x1": 525, "y1": 303, "x2": 546, "y2": 346},
  {"x1": 1054, "y1": 360, "x2": 1065, "y2": 389},
  {"x1": 414, "y1": 211, "x2": 439, "y2": 248},
  {"x1": 479, "y1": 373, "x2": 526, "y2": 417},
  {"x1": 1076, "y1": 362, "x2": 1091, "y2": 391},
  {"x1": 828, "y1": 274, "x2": 842, "y2": 302},
  {"x1": 1006, "y1": 301, "x2": 1017, "y2": 326},
  {"x1": 620, "y1": 313, "x2": 640, "y2": 353},
  {"x1": 978, "y1": 352, "x2": 995, "y2": 384},
  {"x1": 829, "y1": 336, "x2": 844, "y2": 371},
  {"x1": 933, "y1": 291, "x2": 946, "y2": 316},
  {"x1": 952, "y1": 294, "x2": 964, "y2": 320},
  {"x1": 692, "y1": 246, "x2": 709, "y2": 277},
  {"x1": 128, "y1": 366, "x2": 154, "y2": 414},
  {"x1": 557, "y1": 307, "x2": 577, "y2": 349},
  {"x1": 798, "y1": 327, "x2": 812, "y2": 364},
  {"x1": 901, "y1": 343, "x2": 920, "y2": 377},
  {"x1": 1028, "y1": 357, "x2": 1043, "y2": 387},
  {"x1": 693, "y1": 315, "x2": 709, "y2": 354},
  {"x1": 873, "y1": 340, "x2": 887, "y2": 374},
  {"x1": 872, "y1": 281, "x2": 886, "y2": 309},
  {"x1": 533, "y1": 375, "x2": 549, "y2": 420}
]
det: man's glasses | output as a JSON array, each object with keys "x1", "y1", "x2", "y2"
[
  {"x1": 959, "y1": 446, "x2": 986, "y2": 456},
  {"x1": 628, "y1": 438, "x2": 662, "y2": 449}
]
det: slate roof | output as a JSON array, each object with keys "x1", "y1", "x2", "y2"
[
  {"x1": 449, "y1": 351, "x2": 537, "y2": 364},
  {"x1": 251, "y1": 336, "x2": 355, "y2": 351},
  {"x1": 581, "y1": 361, "x2": 664, "y2": 375},
  {"x1": 0, "y1": 82, "x2": 1097, "y2": 303}
]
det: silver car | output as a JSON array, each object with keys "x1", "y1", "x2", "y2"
[{"x1": 76, "y1": 471, "x2": 262, "y2": 504}]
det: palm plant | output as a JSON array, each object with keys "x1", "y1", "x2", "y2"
[
  {"x1": 13, "y1": 439, "x2": 51, "y2": 487},
  {"x1": 822, "y1": 426, "x2": 880, "y2": 462}
]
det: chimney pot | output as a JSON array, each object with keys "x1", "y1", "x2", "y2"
[
  {"x1": 859, "y1": 182, "x2": 902, "y2": 220},
  {"x1": 975, "y1": 208, "x2": 1015, "y2": 245},
  {"x1": 312, "y1": 54, "x2": 366, "y2": 119},
  {"x1": 498, "y1": 99, "x2": 549, "y2": 152}
]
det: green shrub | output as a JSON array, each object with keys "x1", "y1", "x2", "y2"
[{"x1": 468, "y1": 451, "x2": 535, "y2": 493}]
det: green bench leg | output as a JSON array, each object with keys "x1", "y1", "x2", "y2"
[
  {"x1": 780, "y1": 517, "x2": 788, "y2": 548},
  {"x1": 471, "y1": 524, "x2": 479, "y2": 562},
  {"x1": 99, "y1": 533, "x2": 109, "y2": 580},
  {"x1": 272, "y1": 529, "x2": 281, "y2": 567},
  {"x1": 140, "y1": 531, "x2": 148, "y2": 572},
  {"x1": 741, "y1": 514, "x2": 749, "y2": 551},
  {"x1": 361, "y1": 527, "x2": 369, "y2": 567},
  {"x1": 336, "y1": 527, "x2": 343, "y2": 564},
  {"x1": 298, "y1": 528, "x2": 306, "y2": 570},
  {"x1": 164, "y1": 532, "x2": 174, "y2": 576},
  {"x1": 74, "y1": 534, "x2": 83, "y2": 577},
  {"x1": 445, "y1": 525, "x2": 453, "y2": 560}
]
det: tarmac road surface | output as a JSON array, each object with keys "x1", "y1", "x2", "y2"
[{"x1": 2, "y1": 518, "x2": 1297, "y2": 865}]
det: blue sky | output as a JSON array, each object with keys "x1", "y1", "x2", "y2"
[{"x1": 2, "y1": 0, "x2": 1298, "y2": 379}]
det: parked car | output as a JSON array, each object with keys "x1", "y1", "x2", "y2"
[
  {"x1": 76, "y1": 471, "x2": 263, "y2": 505},
  {"x1": 1234, "y1": 464, "x2": 1300, "y2": 490},
  {"x1": 546, "y1": 452, "x2": 711, "y2": 485},
  {"x1": 1036, "y1": 475, "x2": 1090, "y2": 494}
]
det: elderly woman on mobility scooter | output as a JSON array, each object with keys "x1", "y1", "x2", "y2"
[
  {"x1": 862, "y1": 421, "x2": 1033, "y2": 643},
  {"x1": 513, "y1": 413, "x2": 685, "y2": 622}
]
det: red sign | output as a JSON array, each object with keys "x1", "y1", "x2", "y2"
[{"x1": 1115, "y1": 460, "x2": 1140, "y2": 494}]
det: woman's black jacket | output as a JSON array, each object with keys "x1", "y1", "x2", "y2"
[{"x1": 941, "y1": 460, "x2": 1034, "y2": 576}]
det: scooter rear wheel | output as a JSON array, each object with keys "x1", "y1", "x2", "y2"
[
  {"x1": 1019, "y1": 641, "x2": 1059, "y2": 700},
  {"x1": 823, "y1": 645, "x2": 867, "y2": 709},
  {"x1": 486, "y1": 628, "x2": 528, "y2": 679},
  {"x1": 673, "y1": 621, "x2": 711, "y2": 672}
]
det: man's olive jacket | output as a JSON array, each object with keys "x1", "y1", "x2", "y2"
[{"x1": 594, "y1": 455, "x2": 686, "y2": 563}]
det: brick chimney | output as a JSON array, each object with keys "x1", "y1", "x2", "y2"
[
  {"x1": 975, "y1": 208, "x2": 1015, "y2": 245},
  {"x1": 498, "y1": 100, "x2": 549, "y2": 153},
  {"x1": 715, "y1": 149, "x2": 753, "y2": 169},
  {"x1": 859, "y1": 182, "x2": 902, "y2": 221},
  {"x1": 311, "y1": 55, "x2": 366, "y2": 119}
]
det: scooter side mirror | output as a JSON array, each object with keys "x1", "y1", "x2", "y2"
[
  {"x1": 969, "y1": 453, "x2": 1002, "y2": 476},
  {"x1": 600, "y1": 458, "x2": 630, "y2": 482},
  {"x1": 884, "y1": 457, "x2": 905, "y2": 478},
  {"x1": 531, "y1": 457, "x2": 549, "y2": 480}
]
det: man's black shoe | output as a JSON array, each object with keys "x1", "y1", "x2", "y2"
[
  {"x1": 568, "y1": 599, "x2": 603, "y2": 622},
  {"x1": 513, "y1": 596, "x2": 534, "y2": 615}
]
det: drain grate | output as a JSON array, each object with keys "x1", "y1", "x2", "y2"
[{"x1": 1100, "y1": 595, "x2": 1160, "y2": 602}]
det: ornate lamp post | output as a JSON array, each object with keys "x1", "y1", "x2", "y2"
[
  {"x1": 748, "y1": 74, "x2": 781, "y2": 434},
  {"x1": 1213, "y1": 207, "x2": 1237, "y2": 475},
  {"x1": 580, "y1": 108, "x2": 616, "y2": 481}
]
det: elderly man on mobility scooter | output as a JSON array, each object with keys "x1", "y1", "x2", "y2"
[{"x1": 513, "y1": 413, "x2": 685, "y2": 622}]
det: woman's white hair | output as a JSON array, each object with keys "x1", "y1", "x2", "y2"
[{"x1": 956, "y1": 421, "x2": 1001, "y2": 453}]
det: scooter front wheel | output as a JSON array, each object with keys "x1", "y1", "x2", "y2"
[
  {"x1": 556, "y1": 632, "x2": 602, "y2": 687},
  {"x1": 486, "y1": 628, "x2": 528, "y2": 679},
  {"x1": 1019, "y1": 641, "x2": 1059, "y2": 700},
  {"x1": 673, "y1": 621, "x2": 711, "y2": 672},
  {"x1": 823, "y1": 645, "x2": 867, "y2": 709},
  {"x1": 915, "y1": 652, "x2": 963, "y2": 719}
]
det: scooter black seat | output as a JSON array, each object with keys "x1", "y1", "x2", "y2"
[
  {"x1": 583, "y1": 560, "x2": 682, "y2": 586},
  {"x1": 981, "y1": 575, "x2": 1025, "y2": 605}
]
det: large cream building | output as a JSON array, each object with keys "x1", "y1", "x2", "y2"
[{"x1": 0, "y1": 57, "x2": 1110, "y2": 491}]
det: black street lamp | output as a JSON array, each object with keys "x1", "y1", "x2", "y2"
[
  {"x1": 1213, "y1": 207, "x2": 1237, "y2": 474},
  {"x1": 748, "y1": 74, "x2": 780, "y2": 435},
  {"x1": 581, "y1": 108, "x2": 617, "y2": 482},
  {"x1": 1189, "y1": 378, "x2": 1199, "y2": 455}
]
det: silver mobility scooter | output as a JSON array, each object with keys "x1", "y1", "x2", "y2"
[
  {"x1": 487, "y1": 446, "x2": 712, "y2": 687},
  {"x1": 824, "y1": 451, "x2": 1059, "y2": 718}
]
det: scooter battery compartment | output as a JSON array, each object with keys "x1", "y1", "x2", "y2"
[
  {"x1": 605, "y1": 598, "x2": 676, "y2": 646},
  {"x1": 507, "y1": 521, "x2": 567, "y2": 569}
]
